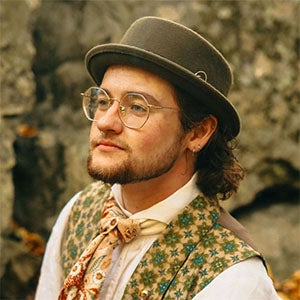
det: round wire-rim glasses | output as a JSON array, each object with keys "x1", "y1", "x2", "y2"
[{"x1": 81, "y1": 87, "x2": 178, "y2": 129}]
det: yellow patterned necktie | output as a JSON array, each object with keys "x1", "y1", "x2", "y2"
[{"x1": 58, "y1": 197, "x2": 142, "y2": 300}]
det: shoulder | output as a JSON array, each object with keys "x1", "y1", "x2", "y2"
[
  {"x1": 69, "y1": 181, "x2": 111, "y2": 213},
  {"x1": 63, "y1": 180, "x2": 112, "y2": 242},
  {"x1": 77, "y1": 181, "x2": 111, "y2": 201},
  {"x1": 193, "y1": 257, "x2": 281, "y2": 300},
  {"x1": 35, "y1": 192, "x2": 81, "y2": 299}
]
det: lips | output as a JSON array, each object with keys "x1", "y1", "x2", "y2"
[{"x1": 95, "y1": 139, "x2": 124, "y2": 152}]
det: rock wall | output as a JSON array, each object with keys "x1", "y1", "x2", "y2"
[{"x1": 0, "y1": 0, "x2": 299, "y2": 298}]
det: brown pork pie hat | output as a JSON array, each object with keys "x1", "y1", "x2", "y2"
[{"x1": 85, "y1": 16, "x2": 240, "y2": 138}]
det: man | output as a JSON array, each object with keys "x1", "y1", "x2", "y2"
[{"x1": 35, "y1": 17, "x2": 280, "y2": 299}]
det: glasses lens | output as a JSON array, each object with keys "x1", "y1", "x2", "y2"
[
  {"x1": 82, "y1": 87, "x2": 110, "y2": 121},
  {"x1": 120, "y1": 93, "x2": 149, "y2": 129}
]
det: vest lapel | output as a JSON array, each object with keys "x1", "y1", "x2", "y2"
[
  {"x1": 122, "y1": 194, "x2": 261, "y2": 300},
  {"x1": 122, "y1": 194, "x2": 221, "y2": 299}
]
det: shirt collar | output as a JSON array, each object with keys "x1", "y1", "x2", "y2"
[{"x1": 111, "y1": 173, "x2": 200, "y2": 224}]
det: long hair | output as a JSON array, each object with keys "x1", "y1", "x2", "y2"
[{"x1": 175, "y1": 88, "x2": 244, "y2": 200}]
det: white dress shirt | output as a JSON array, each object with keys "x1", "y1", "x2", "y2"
[{"x1": 35, "y1": 175, "x2": 280, "y2": 299}]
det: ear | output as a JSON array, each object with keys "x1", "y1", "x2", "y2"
[{"x1": 187, "y1": 115, "x2": 218, "y2": 154}]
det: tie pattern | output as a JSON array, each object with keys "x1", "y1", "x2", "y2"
[{"x1": 59, "y1": 196, "x2": 140, "y2": 300}]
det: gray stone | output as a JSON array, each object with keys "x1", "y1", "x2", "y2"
[
  {"x1": 0, "y1": 0, "x2": 36, "y2": 117},
  {"x1": 0, "y1": 238, "x2": 42, "y2": 298},
  {"x1": 236, "y1": 200, "x2": 300, "y2": 281},
  {"x1": 0, "y1": 120, "x2": 15, "y2": 234}
]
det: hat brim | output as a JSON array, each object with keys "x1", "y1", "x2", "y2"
[{"x1": 85, "y1": 44, "x2": 240, "y2": 138}]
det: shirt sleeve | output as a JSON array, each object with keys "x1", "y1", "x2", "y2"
[
  {"x1": 34, "y1": 192, "x2": 81, "y2": 300},
  {"x1": 192, "y1": 257, "x2": 282, "y2": 300}
]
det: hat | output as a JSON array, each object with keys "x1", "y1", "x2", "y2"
[{"x1": 85, "y1": 16, "x2": 240, "y2": 138}]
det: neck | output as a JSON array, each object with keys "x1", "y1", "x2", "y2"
[{"x1": 121, "y1": 167, "x2": 195, "y2": 214}]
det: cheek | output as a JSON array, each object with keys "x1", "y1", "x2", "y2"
[
  {"x1": 139, "y1": 134, "x2": 158, "y2": 150},
  {"x1": 137, "y1": 121, "x2": 175, "y2": 150}
]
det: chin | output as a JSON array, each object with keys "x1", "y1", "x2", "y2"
[{"x1": 87, "y1": 153, "x2": 123, "y2": 184}]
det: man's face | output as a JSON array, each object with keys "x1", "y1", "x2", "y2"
[{"x1": 87, "y1": 65, "x2": 190, "y2": 184}]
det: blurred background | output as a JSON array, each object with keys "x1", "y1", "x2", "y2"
[{"x1": 0, "y1": 0, "x2": 299, "y2": 299}]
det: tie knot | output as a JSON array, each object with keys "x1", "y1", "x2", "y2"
[
  {"x1": 100, "y1": 216, "x2": 141, "y2": 243},
  {"x1": 118, "y1": 218, "x2": 141, "y2": 243},
  {"x1": 99, "y1": 198, "x2": 141, "y2": 243}
]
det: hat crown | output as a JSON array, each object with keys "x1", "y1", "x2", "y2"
[{"x1": 120, "y1": 17, "x2": 233, "y2": 97}]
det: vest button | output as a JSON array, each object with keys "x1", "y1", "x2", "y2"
[{"x1": 138, "y1": 290, "x2": 149, "y2": 300}]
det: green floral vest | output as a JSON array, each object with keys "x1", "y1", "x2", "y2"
[{"x1": 61, "y1": 181, "x2": 263, "y2": 299}]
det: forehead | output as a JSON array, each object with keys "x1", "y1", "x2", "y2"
[{"x1": 101, "y1": 65, "x2": 178, "y2": 104}]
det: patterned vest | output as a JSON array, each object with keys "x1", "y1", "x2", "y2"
[{"x1": 61, "y1": 181, "x2": 263, "y2": 299}]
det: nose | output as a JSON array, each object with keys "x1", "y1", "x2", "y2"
[{"x1": 94, "y1": 101, "x2": 123, "y2": 133}]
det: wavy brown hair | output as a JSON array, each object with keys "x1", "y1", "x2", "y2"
[{"x1": 175, "y1": 88, "x2": 244, "y2": 200}]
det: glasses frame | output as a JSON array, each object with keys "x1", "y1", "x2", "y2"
[{"x1": 81, "y1": 87, "x2": 178, "y2": 129}]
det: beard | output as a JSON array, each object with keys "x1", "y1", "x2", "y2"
[{"x1": 87, "y1": 130, "x2": 186, "y2": 185}]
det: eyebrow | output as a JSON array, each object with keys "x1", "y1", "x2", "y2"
[
  {"x1": 131, "y1": 91, "x2": 162, "y2": 106},
  {"x1": 99, "y1": 87, "x2": 163, "y2": 106}
]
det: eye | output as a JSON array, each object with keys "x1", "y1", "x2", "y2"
[
  {"x1": 130, "y1": 103, "x2": 147, "y2": 114},
  {"x1": 97, "y1": 98, "x2": 111, "y2": 110},
  {"x1": 122, "y1": 94, "x2": 148, "y2": 116}
]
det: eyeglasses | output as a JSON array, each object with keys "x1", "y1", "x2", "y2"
[{"x1": 81, "y1": 87, "x2": 178, "y2": 129}]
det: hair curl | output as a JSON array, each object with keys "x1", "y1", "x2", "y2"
[{"x1": 175, "y1": 88, "x2": 244, "y2": 200}]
